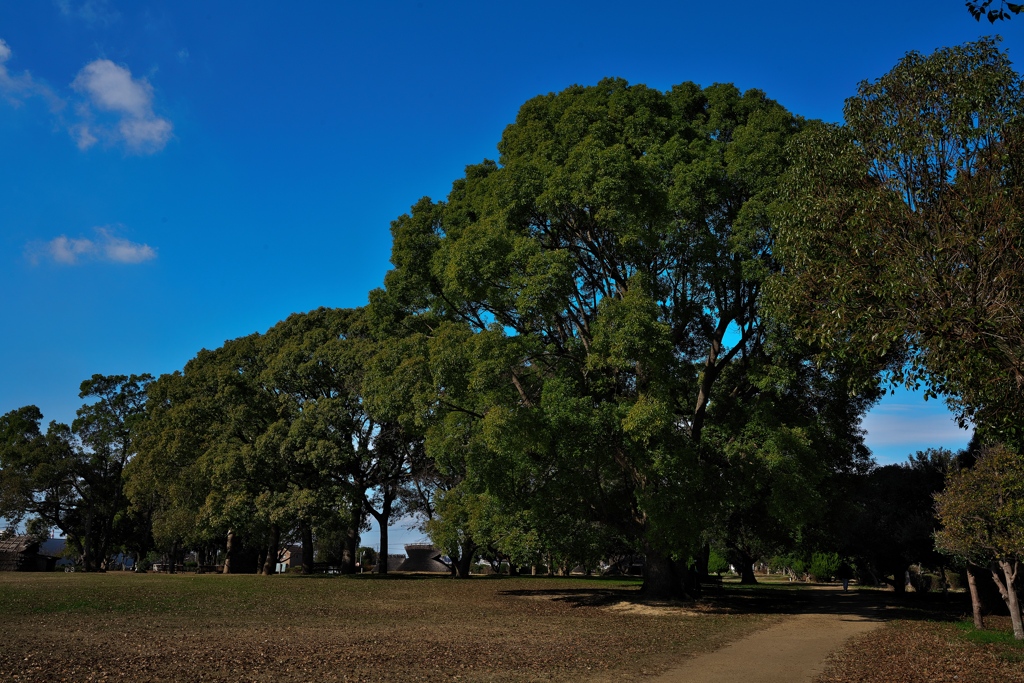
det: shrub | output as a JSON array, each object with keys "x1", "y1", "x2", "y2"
[
  {"x1": 708, "y1": 549, "x2": 729, "y2": 576},
  {"x1": 809, "y1": 552, "x2": 841, "y2": 582}
]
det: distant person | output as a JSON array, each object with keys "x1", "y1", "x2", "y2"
[{"x1": 836, "y1": 562, "x2": 853, "y2": 592}]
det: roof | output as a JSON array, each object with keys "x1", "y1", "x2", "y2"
[
  {"x1": 397, "y1": 544, "x2": 450, "y2": 573},
  {"x1": 0, "y1": 535, "x2": 39, "y2": 554}
]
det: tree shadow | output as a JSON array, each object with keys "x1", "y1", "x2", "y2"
[{"x1": 500, "y1": 581, "x2": 970, "y2": 623}]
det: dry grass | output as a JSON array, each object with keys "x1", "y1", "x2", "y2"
[
  {"x1": 816, "y1": 612, "x2": 1024, "y2": 682},
  {"x1": 0, "y1": 572, "x2": 777, "y2": 682}
]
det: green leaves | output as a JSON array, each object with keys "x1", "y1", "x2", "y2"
[{"x1": 768, "y1": 38, "x2": 1024, "y2": 444}]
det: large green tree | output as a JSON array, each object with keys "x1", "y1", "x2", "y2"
[
  {"x1": 0, "y1": 374, "x2": 152, "y2": 571},
  {"x1": 369, "y1": 77, "x2": 876, "y2": 598},
  {"x1": 768, "y1": 38, "x2": 1024, "y2": 444}
]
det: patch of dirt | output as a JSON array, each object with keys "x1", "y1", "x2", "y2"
[{"x1": 603, "y1": 601, "x2": 700, "y2": 617}]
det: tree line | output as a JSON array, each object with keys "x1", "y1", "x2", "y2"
[{"x1": 1, "y1": 38, "x2": 1022, "y2": 637}]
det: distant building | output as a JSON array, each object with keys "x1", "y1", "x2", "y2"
[
  {"x1": 395, "y1": 544, "x2": 450, "y2": 573},
  {"x1": 0, "y1": 536, "x2": 56, "y2": 572}
]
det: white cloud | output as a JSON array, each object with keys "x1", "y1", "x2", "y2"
[
  {"x1": 72, "y1": 59, "x2": 173, "y2": 153},
  {"x1": 27, "y1": 227, "x2": 157, "y2": 266},
  {"x1": 0, "y1": 38, "x2": 171, "y2": 154},
  {"x1": 0, "y1": 39, "x2": 62, "y2": 110},
  {"x1": 98, "y1": 229, "x2": 157, "y2": 263},
  {"x1": 47, "y1": 235, "x2": 97, "y2": 264}
]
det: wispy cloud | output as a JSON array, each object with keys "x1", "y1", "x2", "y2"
[
  {"x1": 71, "y1": 59, "x2": 173, "y2": 153},
  {"x1": 0, "y1": 39, "x2": 63, "y2": 110},
  {"x1": 55, "y1": 0, "x2": 120, "y2": 28},
  {"x1": 27, "y1": 227, "x2": 157, "y2": 266}
]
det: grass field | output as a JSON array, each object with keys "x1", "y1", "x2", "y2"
[
  {"x1": 0, "y1": 572, "x2": 779, "y2": 682},
  {"x1": 4, "y1": 572, "x2": 1022, "y2": 682}
]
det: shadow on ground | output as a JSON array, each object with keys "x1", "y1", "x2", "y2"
[{"x1": 499, "y1": 582, "x2": 971, "y2": 624}]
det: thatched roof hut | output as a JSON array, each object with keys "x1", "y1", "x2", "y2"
[
  {"x1": 0, "y1": 535, "x2": 56, "y2": 572},
  {"x1": 396, "y1": 544, "x2": 450, "y2": 573}
]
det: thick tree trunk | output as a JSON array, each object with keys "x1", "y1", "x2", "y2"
[
  {"x1": 641, "y1": 548, "x2": 686, "y2": 600},
  {"x1": 454, "y1": 539, "x2": 475, "y2": 578},
  {"x1": 223, "y1": 529, "x2": 236, "y2": 574},
  {"x1": 736, "y1": 550, "x2": 757, "y2": 585},
  {"x1": 340, "y1": 508, "x2": 360, "y2": 574},
  {"x1": 694, "y1": 544, "x2": 710, "y2": 582},
  {"x1": 966, "y1": 563, "x2": 985, "y2": 629},
  {"x1": 889, "y1": 568, "x2": 907, "y2": 594},
  {"x1": 376, "y1": 519, "x2": 389, "y2": 575},
  {"x1": 261, "y1": 525, "x2": 280, "y2": 576},
  {"x1": 81, "y1": 526, "x2": 94, "y2": 572},
  {"x1": 369, "y1": 490, "x2": 394, "y2": 575},
  {"x1": 992, "y1": 560, "x2": 1023, "y2": 640},
  {"x1": 301, "y1": 523, "x2": 314, "y2": 574}
]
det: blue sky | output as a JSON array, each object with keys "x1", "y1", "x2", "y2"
[{"x1": 0, "y1": 1, "x2": 992, "y2": 535}]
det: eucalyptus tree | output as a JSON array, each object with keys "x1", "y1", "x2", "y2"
[{"x1": 369, "y1": 78, "x2": 823, "y2": 598}]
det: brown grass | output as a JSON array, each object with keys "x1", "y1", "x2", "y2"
[
  {"x1": 816, "y1": 615, "x2": 1024, "y2": 683},
  {"x1": 0, "y1": 572, "x2": 777, "y2": 682}
]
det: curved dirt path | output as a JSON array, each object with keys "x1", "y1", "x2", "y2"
[{"x1": 651, "y1": 589, "x2": 886, "y2": 683}]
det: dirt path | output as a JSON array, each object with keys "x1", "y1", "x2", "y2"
[{"x1": 651, "y1": 589, "x2": 887, "y2": 683}]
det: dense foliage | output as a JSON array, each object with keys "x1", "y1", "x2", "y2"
[{"x1": 1, "y1": 42, "x2": 1019, "y2": 638}]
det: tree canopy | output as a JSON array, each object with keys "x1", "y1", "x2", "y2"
[
  {"x1": 767, "y1": 37, "x2": 1024, "y2": 444},
  {"x1": 368, "y1": 77, "x2": 875, "y2": 597}
]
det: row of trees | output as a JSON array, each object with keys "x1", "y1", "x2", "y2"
[{"x1": 1, "y1": 38, "x2": 1021, "y2": 633}]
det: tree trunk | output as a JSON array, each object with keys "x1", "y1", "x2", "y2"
[
  {"x1": 641, "y1": 547, "x2": 686, "y2": 600},
  {"x1": 369, "y1": 489, "x2": 394, "y2": 575},
  {"x1": 223, "y1": 529, "x2": 236, "y2": 574},
  {"x1": 261, "y1": 525, "x2": 280, "y2": 576},
  {"x1": 992, "y1": 560, "x2": 1023, "y2": 640},
  {"x1": 890, "y1": 568, "x2": 907, "y2": 594},
  {"x1": 736, "y1": 550, "x2": 757, "y2": 585},
  {"x1": 454, "y1": 538, "x2": 475, "y2": 578},
  {"x1": 694, "y1": 544, "x2": 710, "y2": 582},
  {"x1": 376, "y1": 519, "x2": 390, "y2": 575},
  {"x1": 966, "y1": 563, "x2": 985, "y2": 629},
  {"x1": 340, "y1": 507, "x2": 360, "y2": 574},
  {"x1": 301, "y1": 523, "x2": 314, "y2": 575}
]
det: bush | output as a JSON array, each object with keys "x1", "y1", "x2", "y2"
[
  {"x1": 768, "y1": 553, "x2": 806, "y2": 578},
  {"x1": 708, "y1": 549, "x2": 729, "y2": 576},
  {"x1": 809, "y1": 552, "x2": 841, "y2": 582}
]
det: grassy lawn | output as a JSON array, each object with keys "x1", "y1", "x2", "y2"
[{"x1": 0, "y1": 572, "x2": 779, "y2": 682}]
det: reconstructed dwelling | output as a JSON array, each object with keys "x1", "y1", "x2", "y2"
[
  {"x1": 0, "y1": 535, "x2": 57, "y2": 572},
  {"x1": 395, "y1": 544, "x2": 450, "y2": 573}
]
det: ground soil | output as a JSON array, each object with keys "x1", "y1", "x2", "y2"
[
  {"x1": 2, "y1": 573, "x2": 1020, "y2": 682},
  {"x1": 0, "y1": 572, "x2": 775, "y2": 682}
]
